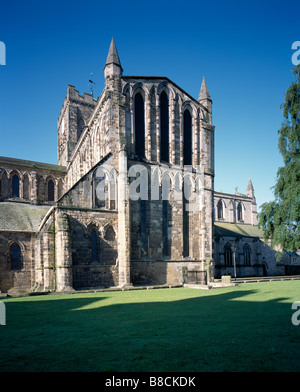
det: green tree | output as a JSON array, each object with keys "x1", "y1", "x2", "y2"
[{"x1": 258, "y1": 65, "x2": 300, "y2": 256}]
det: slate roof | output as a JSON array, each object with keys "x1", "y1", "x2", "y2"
[
  {"x1": 0, "y1": 202, "x2": 50, "y2": 232},
  {"x1": 214, "y1": 222, "x2": 263, "y2": 238}
]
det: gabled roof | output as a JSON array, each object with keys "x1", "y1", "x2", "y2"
[{"x1": 0, "y1": 202, "x2": 50, "y2": 232}]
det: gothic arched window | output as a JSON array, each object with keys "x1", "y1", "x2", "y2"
[
  {"x1": 237, "y1": 202, "x2": 243, "y2": 221},
  {"x1": 183, "y1": 109, "x2": 192, "y2": 165},
  {"x1": 160, "y1": 91, "x2": 169, "y2": 162},
  {"x1": 12, "y1": 174, "x2": 20, "y2": 198},
  {"x1": 47, "y1": 180, "x2": 55, "y2": 202},
  {"x1": 217, "y1": 200, "x2": 223, "y2": 219},
  {"x1": 134, "y1": 92, "x2": 145, "y2": 158},
  {"x1": 10, "y1": 243, "x2": 22, "y2": 270},
  {"x1": 243, "y1": 243, "x2": 251, "y2": 266},
  {"x1": 224, "y1": 243, "x2": 233, "y2": 266}
]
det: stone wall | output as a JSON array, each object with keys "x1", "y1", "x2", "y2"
[
  {"x1": 131, "y1": 260, "x2": 205, "y2": 286},
  {"x1": 0, "y1": 157, "x2": 66, "y2": 205},
  {"x1": 214, "y1": 236, "x2": 285, "y2": 278},
  {"x1": 0, "y1": 231, "x2": 34, "y2": 292},
  {"x1": 214, "y1": 190, "x2": 258, "y2": 225}
]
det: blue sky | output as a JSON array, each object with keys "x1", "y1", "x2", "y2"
[{"x1": 0, "y1": 0, "x2": 299, "y2": 211}]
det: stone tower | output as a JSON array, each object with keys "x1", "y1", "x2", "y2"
[{"x1": 57, "y1": 86, "x2": 97, "y2": 166}]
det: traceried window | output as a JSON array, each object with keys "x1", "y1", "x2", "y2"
[
  {"x1": 134, "y1": 92, "x2": 145, "y2": 158},
  {"x1": 160, "y1": 91, "x2": 169, "y2": 163}
]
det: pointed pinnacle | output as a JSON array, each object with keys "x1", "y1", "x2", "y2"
[
  {"x1": 247, "y1": 178, "x2": 254, "y2": 196},
  {"x1": 198, "y1": 76, "x2": 211, "y2": 101},
  {"x1": 105, "y1": 38, "x2": 123, "y2": 70}
]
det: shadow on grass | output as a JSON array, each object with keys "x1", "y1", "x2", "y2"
[{"x1": 0, "y1": 286, "x2": 299, "y2": 372}]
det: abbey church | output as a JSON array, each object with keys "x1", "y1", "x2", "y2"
[{"x1": 0, "y1": 39, "x2": 287, "y2": 293}]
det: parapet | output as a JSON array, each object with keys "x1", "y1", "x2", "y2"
[
  {"x1": 67, "y1": 85, "x2": 97, "y2": 105},
  {"x1": 58, "y1": 85, "x2": 97, "y2": 128}
]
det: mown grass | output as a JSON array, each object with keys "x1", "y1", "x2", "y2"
[{"x1": 0, "y1": 280, "x2": 300, "y2": 372}]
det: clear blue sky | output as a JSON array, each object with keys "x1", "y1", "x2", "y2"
[{"x1": 0, "y1": 0, "x2": 299, "y2": 211}]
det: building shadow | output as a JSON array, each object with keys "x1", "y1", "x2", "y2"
[{"x1": 1, "y1": 285, "x2": 299, "y2": 372}]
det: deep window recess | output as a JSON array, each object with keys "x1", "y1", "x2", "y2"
[
  {"x1": 183, "y1": 109, "x2": 192, "y2": 165},
  {"x1": 224, "y1": 243, "x2": 233, "y2": 266},
  {"x1": 10, "y1": 244, "x2": 22, "y2": 270},
  {"x1": 160, "y1": 91, "x2": 169, "y2": 162},
  {"x1": 12, "y1": 174, "x2": 20, "y2": 198},
  {"x1": 48, "y1": 180, "x2": 55, "y2": 202},
  {"x1": 135, "y1": 93, "x2": 145, "y2": 158},
  {"x1": 217, "y1": 200, "x2": 223, "y2": 219}
]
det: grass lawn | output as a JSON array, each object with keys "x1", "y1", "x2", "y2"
[{"x1": 0, "y1": 280, "x2": 299, "y2": 372}]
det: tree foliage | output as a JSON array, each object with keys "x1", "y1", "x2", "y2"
[{"x1": 258, "y1": 65, "x2": 300, "y2": 255}]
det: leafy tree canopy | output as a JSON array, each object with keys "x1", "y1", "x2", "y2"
[{"x1": 258, "y1": 65, "x2": 300, "y2": 256}]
